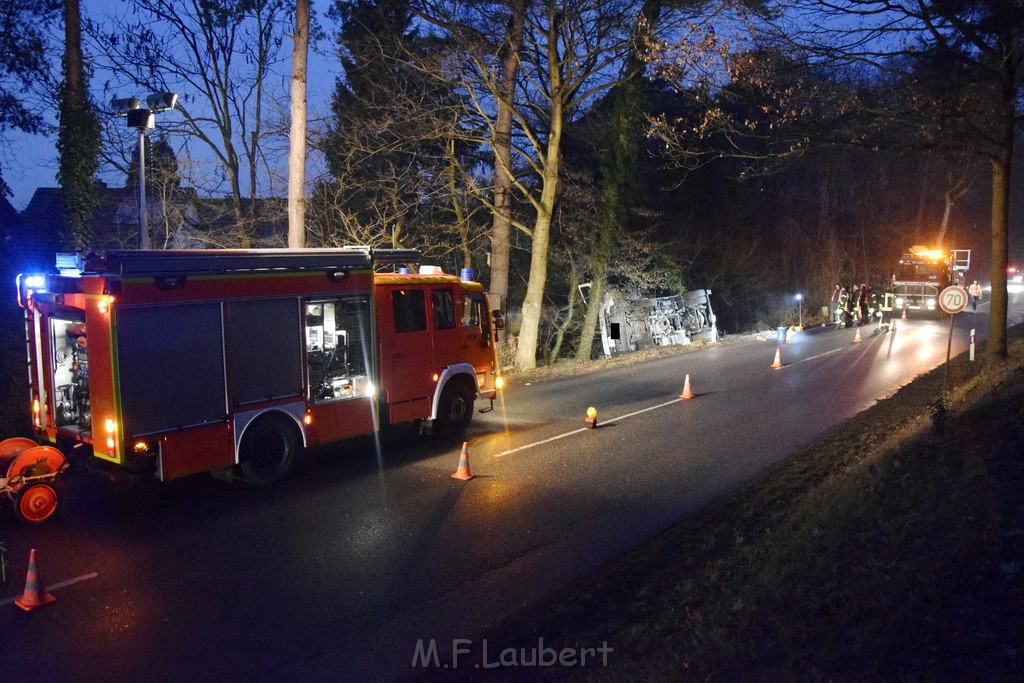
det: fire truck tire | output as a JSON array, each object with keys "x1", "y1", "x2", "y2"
[
  {"x1": 434, "y1": 381, "x2": 474, "y2": 436},
  {"x1": 15, "y1": 483, "x2": 59, "y2": 523},
  {"x1": 238, "y1": 413, "x2": 301, "y2": 485}
]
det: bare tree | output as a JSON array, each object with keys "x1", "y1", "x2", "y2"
[
  {"x1": 433, "y1": 0, "x2": 636, "y2": 369},
  {"x1": 87, "y1": 0, "x2": 292, "y2": 245}
]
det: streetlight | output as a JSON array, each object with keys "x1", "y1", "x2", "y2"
[
  {"x1": 796, "y1": 293, "x2": 803, "y2": 330},
  {"x1": 111, "y1": 92, "x2": 179, "y2": 250}
]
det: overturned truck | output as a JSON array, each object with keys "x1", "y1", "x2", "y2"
[{"x1": 598, "y1": 288, "x2": 717, "y2": 358}]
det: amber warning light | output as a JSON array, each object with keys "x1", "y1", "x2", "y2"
[{"x1": 105, "y1": 418, "x2": 117, "y2": 453}]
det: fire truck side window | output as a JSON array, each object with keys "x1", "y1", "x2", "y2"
[
  {"x1": 462, "y1": 293, "x2": 491, "y2": 347},
  {"x1": 305, "y1": 297, "x2": 371, "y2": 404},
  {"x1": 392, "y1": 290, "x2": 426, "y2": 333},
  {"x1": 433, "y1": 289, "x2": 456, "y2": 330},
  {"x1": 460, "y1": 294, "x2": 479, "y2": 327}
]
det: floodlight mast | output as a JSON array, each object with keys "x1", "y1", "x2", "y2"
[{"x1": 110, "y1": 93, "x2": 178, "y2": 249}]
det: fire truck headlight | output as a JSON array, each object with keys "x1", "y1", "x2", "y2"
[
  {"x1": 364, "y1": 381, "x2": 376, "y2": 398},
  {"x1": 927, "y1": 299, "x2": 936, "y2": 309},
  {"x1": 895, "y1": 297, "x2": 904, "y2": 308}
]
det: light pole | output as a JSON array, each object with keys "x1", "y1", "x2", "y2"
[
  {"x1": 796, "y1": 293, "x2": 803, "y2": 330},
  {"x1": 111, "y1": 93, "x2": 178, "y2": 250}
]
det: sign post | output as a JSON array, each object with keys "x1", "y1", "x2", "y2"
[{"x1": 938, "y1": 285, "x2": 968, "y2": 402}]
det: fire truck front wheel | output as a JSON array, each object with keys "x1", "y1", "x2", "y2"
[
  {"x1": 238, "y1": 413, "x2": 301, "y2": 485},
  {"x1": 434, "y1": 381, "x2": 475, "y2": 436}
]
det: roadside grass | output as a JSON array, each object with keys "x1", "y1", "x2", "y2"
[{"x1": 469, "y1": 333, "x2": 1024, "y2": 681}]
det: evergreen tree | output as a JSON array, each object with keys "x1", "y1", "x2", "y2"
[
  {"x1": 56, "y1": 0, "x2": 101, "y2": 251},
  {"x1": 0, "y1": 0, "x2": 61, "y2": 198}
]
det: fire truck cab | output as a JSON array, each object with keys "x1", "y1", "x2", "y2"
[
  {"x1": 16, "y1": 248, "x2": 502, "y2": 484},
  {"x1": 891, "y1": 245, "x2": 971, "y2": 316}
]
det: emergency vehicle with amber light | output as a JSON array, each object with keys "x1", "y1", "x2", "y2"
[
  {"x1": 15, "y1": 248, "x2": 504, "y2": 484},
  {"x1": 891, "y1": 245, "x2": 971, "y2": 316}
]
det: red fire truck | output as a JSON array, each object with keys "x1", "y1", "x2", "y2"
[
  {"x1": 891, "y1": 245, "x2": 971, "y2": 316},
  {"x1": 15, "y1": 248, "x2": 503, "y2": 485}
]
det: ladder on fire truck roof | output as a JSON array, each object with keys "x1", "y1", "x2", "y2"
[
  {"x1": 56, "y1": 248, "x2": 422, "y2": 277},
  {"x1": 950, "y1": 249, "x2": 971, "y2": 273}
]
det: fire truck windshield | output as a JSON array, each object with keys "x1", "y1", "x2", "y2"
[{"x1": 894, "y1": 262, "x2": 945, "y2": 282}]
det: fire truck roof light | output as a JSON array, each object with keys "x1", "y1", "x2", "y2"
[
  {"x1": 23, "y1": 275, "x2": 46, "y2": 290},
  {"x1": 419, "y1": 266, "x2": 445, "y2": 275}
]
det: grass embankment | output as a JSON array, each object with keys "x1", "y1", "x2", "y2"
[{"x1": 477, "y1": 335, "x2": 1024, "y2": 680}]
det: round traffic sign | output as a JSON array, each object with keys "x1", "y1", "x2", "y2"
[{"x1": 939, "y1": 285, "x2": 968, "y2": 314}]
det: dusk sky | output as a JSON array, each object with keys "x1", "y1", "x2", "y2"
[{"x1": 5, "y1": 0, "x2": 340, "y2": 211}]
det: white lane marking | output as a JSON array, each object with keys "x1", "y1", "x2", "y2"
[
  {"x1": 493, "y1": 398, "x2": 683, "y2": 458},
  {"x1": 785, "y1": 345, "x2": 847, "y2": 366},
  {"x1": 0, "y1": 572, "x2": 99, "y2": 606}
]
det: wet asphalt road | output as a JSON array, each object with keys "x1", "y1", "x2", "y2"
[{"x1": 1, "y1": 296, "x2": 1021, "y2": 682}]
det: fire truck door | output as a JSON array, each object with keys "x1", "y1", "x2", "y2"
[
  {"x1": 381, "y1": 287, "x2": 435, "y2": 422},
  {"x1": 428, "y1": 287, "x2": 462, "y2": 369},
  {"x1": 459, "y1": 292, "x2": 491, "y2": 364}
]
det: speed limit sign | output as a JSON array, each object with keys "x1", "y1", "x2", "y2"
[{"x1": 939, "y1": 285, "x2": 969, "y2": 314}]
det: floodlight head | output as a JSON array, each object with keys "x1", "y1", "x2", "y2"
[
  {"x1": 146, "y1": 92, "x2": 178, "y2": 112},
  {"x1": 110, "y1": 97, "x2": 141, "y2": 115},
  {"x1": 126, "y1": 108, "x2": 154, "y2": 130}
]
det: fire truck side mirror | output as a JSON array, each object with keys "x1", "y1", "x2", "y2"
[{"x1": 492, "y1": 310, "x2": 506, "y2": 330}]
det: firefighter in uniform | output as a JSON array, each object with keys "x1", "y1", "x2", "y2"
[
  {"x1": 858, "y1": 283, "x2": 870, "y2": 325},
  {"x1": 830, "y1": 285, "x2": 844, "y2": 326},
  {"x1": 878, "y1": 286, "x2": 895, "y2": 331},
  {"x1": 839, "y1": 286, "x2": 853, "y2": 327}
]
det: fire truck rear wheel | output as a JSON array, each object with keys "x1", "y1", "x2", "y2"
[
  {"x1": 238, "y1": 414, "x2": 301, "y2": 485},
  {"x1": 434, "y1": 382, "x2": 474, "y2": 436}
]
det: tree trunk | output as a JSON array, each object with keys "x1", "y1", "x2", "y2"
[
  {"x1": 550, "y1": 259, "x2": 579, "y2": 361},
  {"x1": 987, "y1": 152, "x2": 1010, "y2": 359},
  {"x1": 513, "y1": 198, "x2": 554, "y2": 370},
  {"x1": 57, "y1": 0, "x2": 100, "y2": 250},
  {"x1": 287, "y1": 0, "x2": 310, "y2": 248},
  {"x1": 914, "y1": 163, "x2": 930, "y2": 243},
  {"x1": 489, "y1": 0, "x2": 527, "y2": 337},
  {"x1": 575, "y1": 274, "x2": 605, "y2": 360},
  {"x1": 514, "y1": 121, "x2": 562, "y2": 370},
  {"x1": 64, "y1": 0, "x2": 83, "y2": 109}
]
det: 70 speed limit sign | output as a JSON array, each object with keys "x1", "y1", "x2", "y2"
[{"x1": 939, "y1": 285, "x2": 969, "y2": 314}]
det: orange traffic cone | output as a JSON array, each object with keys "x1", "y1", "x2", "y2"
[
  {"x1": 679, "y1": 374, "x2": 694, "y2": 399},
  {"x1": 853, "y1": 327, "x2": 862, "y2": 343},
  {"x1": 771, "y1": 348, "x2": 783, "y2": 368},
  {"x1": 902, "y1": 308, "x2": 907, "y2": 320},
  {"x1": 14, "y1": 549, "x2": 56, "y2": 611},
  {"x1": 451, "y1": 442, "x2": 474, "y2": 480}
]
